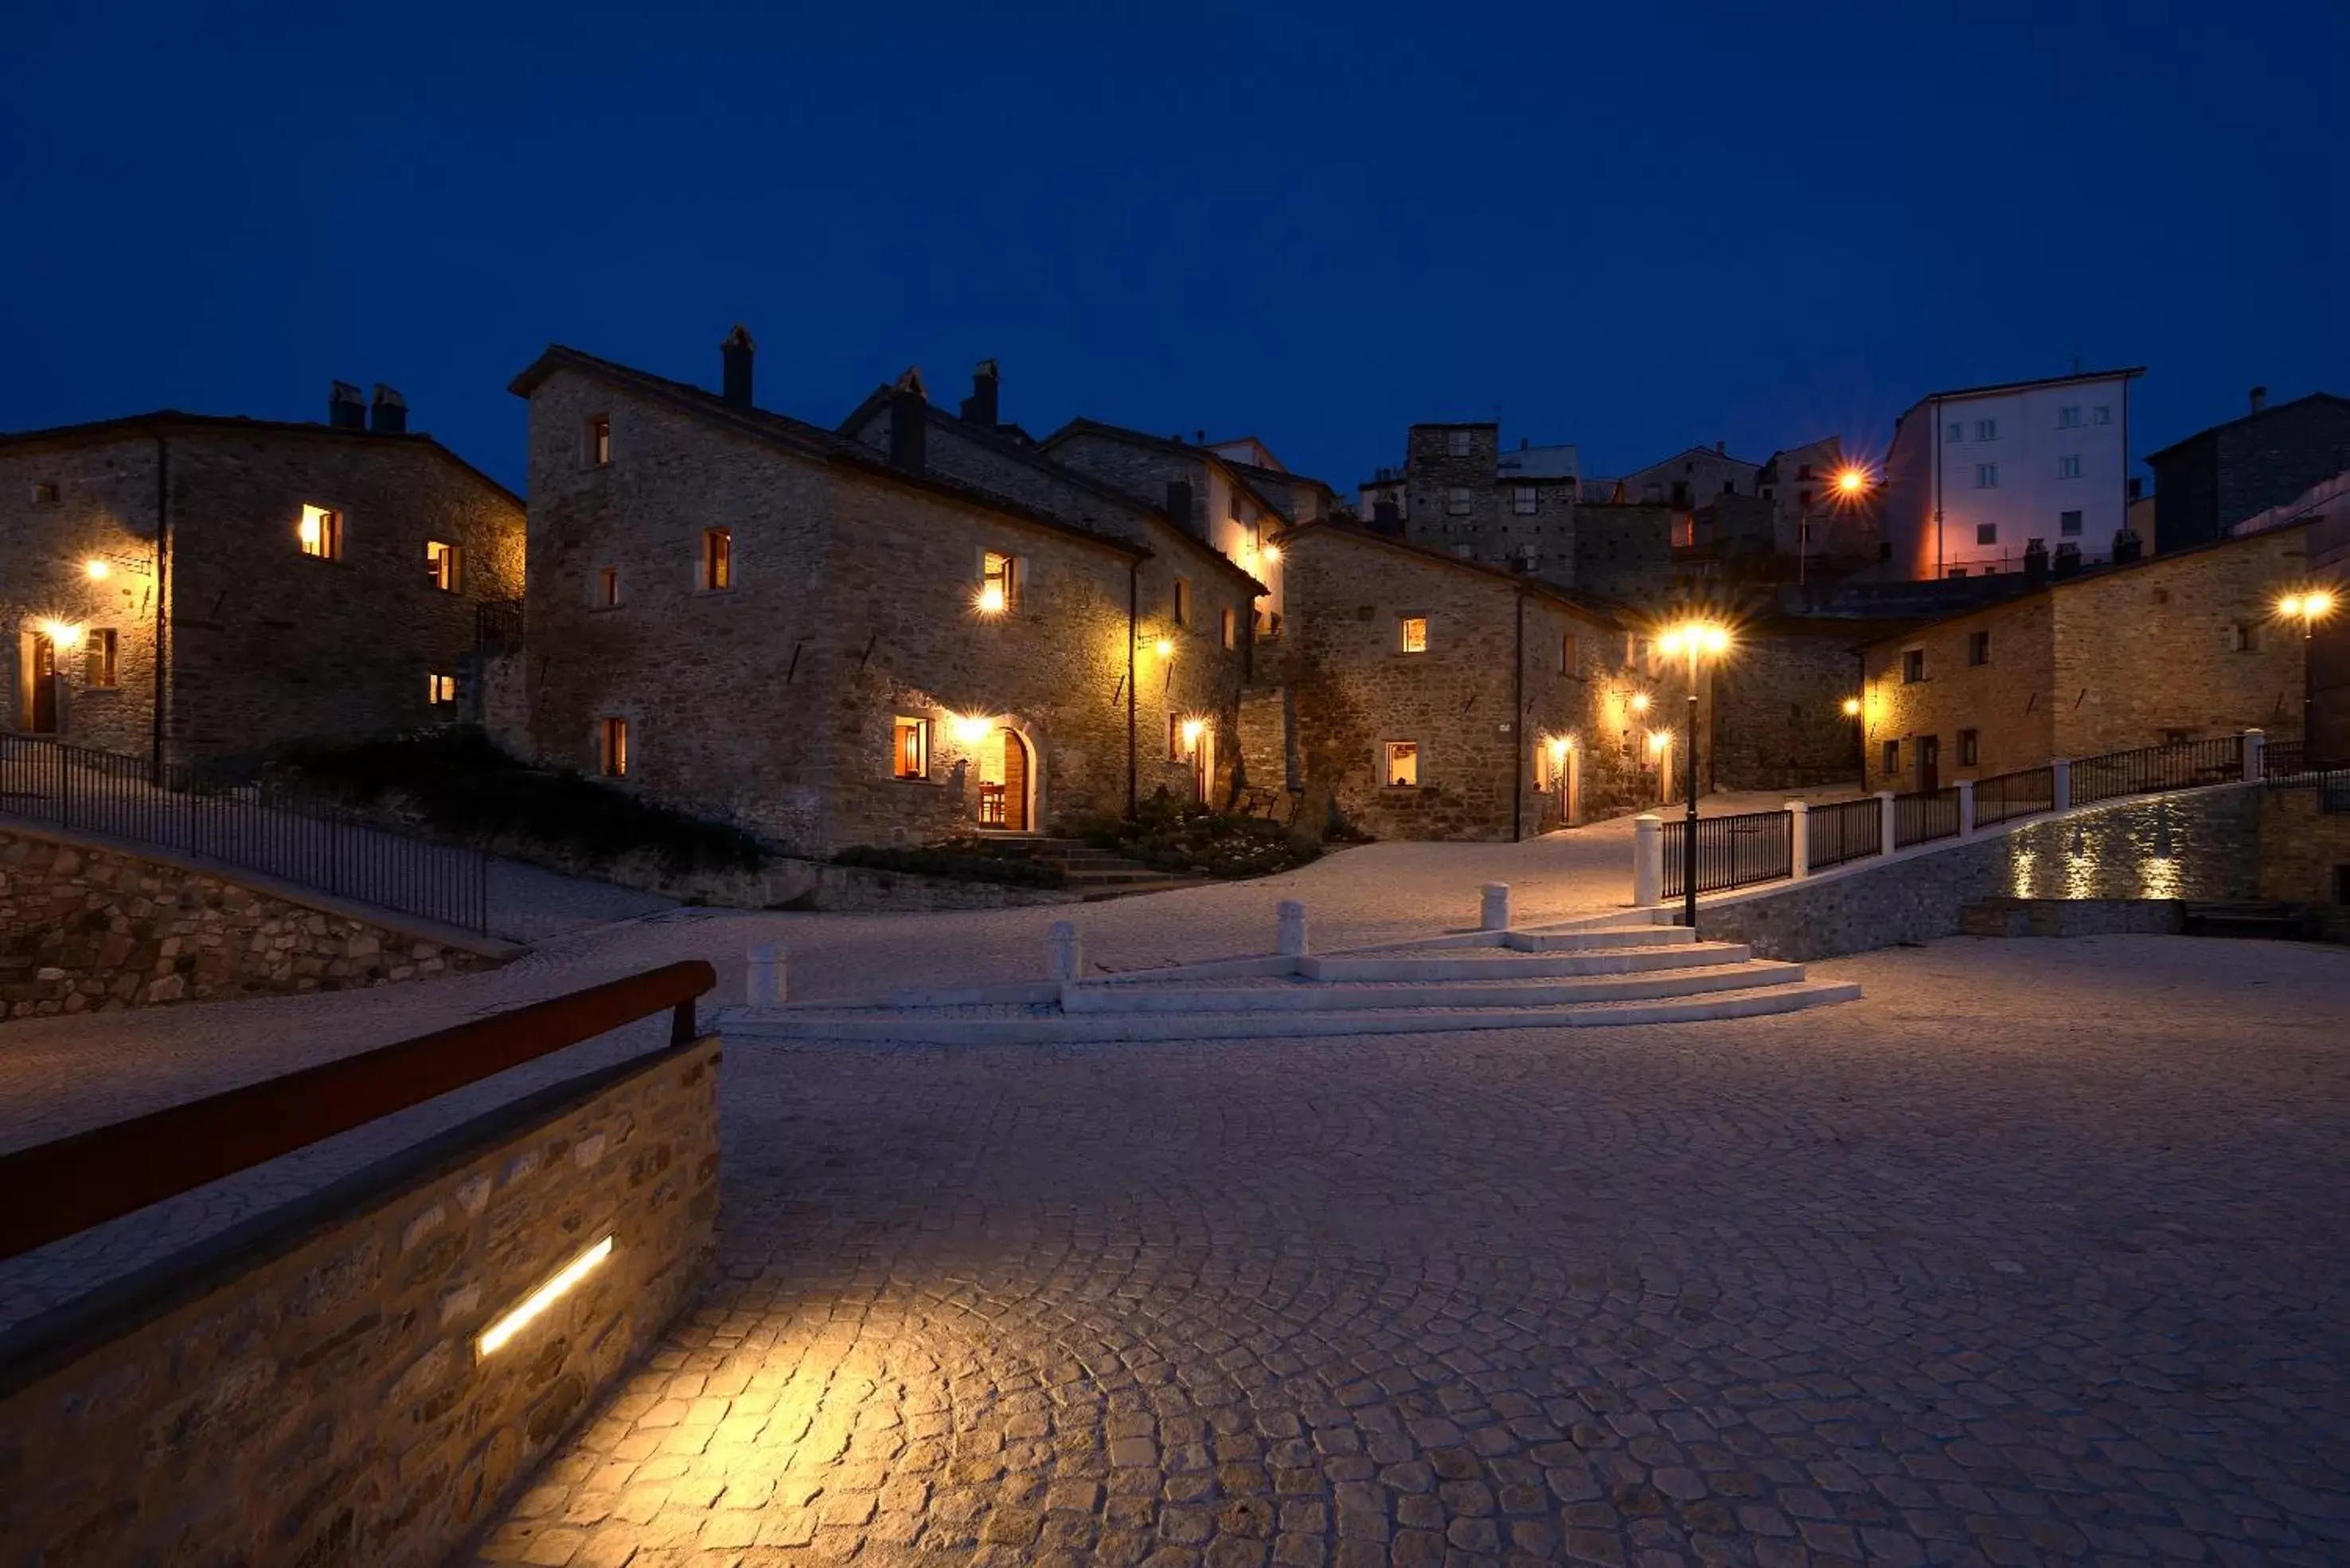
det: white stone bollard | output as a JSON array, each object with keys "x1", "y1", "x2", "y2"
[
  {"x1": 1633, "y1": 815, "x2": 1662, "y2": 907},
  {"x1": 2051, "y1": 758, "x2": 2071, "y2": 812},
  {"x1": 1480, "y1": 883, "x2": 1512, "y2": 932},
  {"x1": 747, "y1": 942, "x2": 785, "y2": 1006},
  {"x1": 1786, "y1": 800, "x2": 1809, "y2": 879},
  {"x1": 1277, "y1": 899, "x2": 1308, "y2": 957},
  {"x1": 1957, "y1": 779, "x2": 1976, "y2": 838},
  {"x1": 1048, "y1": 920, "x2": 1083, "y2": 981},
  {"x1": 2243, "y1": 727, "x2": 2266, "y2": 782},
  {"x1": 1877, "y1": 790, "x2": 1899, "y2": 856}
]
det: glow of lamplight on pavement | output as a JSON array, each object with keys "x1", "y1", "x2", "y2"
[{"x1": 478, "y1": 1235, "x2": 613, "y2": 1358}]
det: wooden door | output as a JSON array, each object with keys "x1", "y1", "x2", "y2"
[
  {"x1": 1918, "y1": 734, "x2": 1940, "y2": 794},
  {"x1": 1193, "y1": 727, "x2": 1215, "y2": 805},
  {"x1": 29, "y1": 635, "x2": 57, "y2": 733},
  {"x1": 999, "y1": 729, "x2": 1028, "y2": 832}
]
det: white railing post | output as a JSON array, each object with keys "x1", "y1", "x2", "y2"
[
  {"x1": 2051, "y1": 758, "x2": 2072, "y2": 811},
  {"x1": 1957, "y1": 779, "x2": 1976, "y2": 838},
  {"x1": 747, "y1": 942, "x2": 785, "y2": 1006},
  {"x1": 1634, "y1": 815, "x2": 1662, "y2": 907},
  {"x1": 1277, "y1": 899, "x2": 1308, "y2": 957},
  {"x1": 1877, "y1": 790, "x2": 1898, "y2": 856},
  {"x1": 1048, "y1": 919, "x2": 1083, "y2": 981},
  {"x1": 1786, "y1": 800, "x2": 1809, "y2": 879},
  {"x1": 1480, "y1": 883, "x2": 1512, "y2": 932},
  {"x1": 2243, "y1": 728, "x2": 2266, "y2": 782}
]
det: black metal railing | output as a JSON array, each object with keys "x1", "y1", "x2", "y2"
[
  {"x1": 0, "y1": 734, "x2": 489, "y2": 934},
  {"x1": 2069, "y1": 735, "x2": 2242, "y2": 807},
  {"x1": 2263, "y1": 739, "x2": 2307, "y2": 777},
  {"x1": 1807, "y1": 795, "x2": 1884, "y2": 871},
  {"x1": 1973, "y1": 765, "x2": 2055, "y2": 828},
  {"x1": 1662, "y1": 809, "x2": 1794, "y2": 899},
  {"x1": 1893, "y1": 786, "x2": 1962, "y2": 848}
]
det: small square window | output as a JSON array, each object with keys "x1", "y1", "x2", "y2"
[
  {"x1": 1883, "y1": 739, "x2": 1900, "y2": 774},
  {"x1": 2092, "y1": 405, "x2": 2111, "y2": 425},
  {"x1": 1398, "y1": 615, "x2": 1428, "y2": 654},
  {"x1": 1976, "y1": 523, "x2": 1998, "y2": 545},
  {"x1": 1384, "y1": 740, "x2": 1419, "y2": 787},
  {"x1": 2059, "y1": 509, "x2": 2083, "y2": 536},
  {"x1": 426, "y1": 539, "x2": 461, "y2": 592},
  {"x1": 979, "y1": 550, "x2": 1019, "y2": 614},
  {"x1": 1967, "y1": 630, "x2": 1990, "y2": 666},
  {"x1": 1975, "y1": 465, "x2": 1999, "y2": 490},
  {"x1": 85, "y1": 629, "x2": 119, "y2": 688},
  {"x1": 2058, "y1": 454, "x2": 2082, "y2": 479},
  {"x1": 428, "y1": 672, "x2": 458, "y2": 707},
  {"x1": 701, "y1": 527, "x2": 732, "y2": 591},
  {"x1": 30, "y1": 482, "x2": 59, "y2": 505},
  {"x1": 1446, "y1": 431, "x2": 1474, "y2": 458},
  {"x1": 299, "y1": 504, "x2": 343, "y2": 560},
  {"x1": 1946, "y1": 423, "x2": 1963, "y2": 443},
  {"x1": 587, "y1": 414, "x2": 612, "y2": 466},
  {"x1": 599, "y1": 716, "x2": 629, "y2": 778},
  {"x1": 1220, "y1": 606, "x2": 1237, "y2": 650},
  {"x1": 1975, "y1": 419, "x2": 1998, "y2": 441},
  {"x1": 2230, "y1": 622, "x2": 2258, "y2": 653},
  {"x1": 892, "y1": 717, "x2": 929, "y2": 779},
  {"x1": 1173, "y1": 577, "x2": 1192, "y2": 626},
  {"x1": 2057, "y1": 406, "x2": 2082, "y2": 429},
  {"x1": 1512, "y1": 486, "x2": 1537, "y2": 516},
  {"x1": 1798, "y1": 490, "x2": 1812, "y2": 507},
  {"x1": 1446, "y1": 487, "x2": 1474, "y2": 516},
  {"x1": 1796, "y1": 464, "x2": 1813, "y2": 482},
  {"x1": 596, "y1": 567, "x2": 621, "y2": 608},
  {"x1": 1903, "y1": 649, "x2": 1926, "y2": 684},
  {"x1": 1958, "y1": 728, "x2": 1979, "y2": 766}
]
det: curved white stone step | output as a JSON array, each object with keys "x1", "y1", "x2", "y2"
[
  {"x1": 1299, "y1": 941, "x2": 1747, "y2": 982},
  {"x1": 1065, "y1": 959, "x2": 1801, "y2": 1012},
  {"x1": 1501, "y1": 924, "x2": 1696, "y2": 951}
]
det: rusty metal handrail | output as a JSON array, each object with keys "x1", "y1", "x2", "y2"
[{"x1": 0, "y1": 960, "x2": 715, "y2": 1263}]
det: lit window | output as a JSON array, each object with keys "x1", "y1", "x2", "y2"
[
  {"x1": 86, "y1": 629, "x2": 118, "y2": 688},
  {"x1": 1975, "y1": 419, "x2": 1998, "y2": 441},
  {"x1": 701, "y1": 528, "x2": 732, "y2": 591},
  {"x1": 1446, "y1": 488, "x2": 1474, "y2": 516},
  {"x1": 1903, "y1": 649, "x2": 1926, "y2": 684},
  {"x1": 2092, "y1": 405, "x2": 2111, "y2": 425},
  {"x1": 1383, "y1": 741, "x2": 1419, "y2": 787},
  {"x1": 2059, "y1": 509, "x2": 2083, "y2": 536},
  {"x1": 1977, "y1": 523, "x2": 1998, "y2": 545},
  {"x1": 979, "y1": 551, "x2": 1018, "y2": 614},
  {"x1": 587, "y1": 414, "x2": 611, "y2": 467},
  {"x1": 1446, "y1": 431, "x2": 1474, "y2": 457},
  {"x1": 1399, "y1": 616, "x2": 1428, "y2": 654},
  {"x1": 30, "y1": 482, "x2": 58, "y2": 505},
  {"x1": 428, "y1": 673, "x2": 458, "y2": 707},
  {"x1": 892, "y1": 717, "x2": 929, "y2": 779},
  {"x1": 1958, "y1": 728, "x2": 1979, "y2": 766},
  {"x1": 2057, "y1": 406, "x2": 2082, "y2": 429},
  {"x1": 1967, "y1": 630, "x2": 1990, "y2": 666},
  {"x1": 1173, "y1": 577, "x2": 1191, "y2": 626},
  {"x1": 2058, "y1": 454, "x2": 2082, "y2": 479},
  {"x1": 596, "y1": 567, "x2": 620, "y2": 607},
  {"x1": 1513, "y1": 486, "x2": 1537, "y2": 516},
  {"x1": 1220, "y1": 607, "x2": 1236, "y2": 649},
  {"x1": 1975, "y1": 465, "x2": 1999, "y2": 490},
  {"x1": 426, "y1": 540, "x2": 462, "y2": 592},
  {"x1": 599, "y1": 716, "x2": 629, "y2": 778},
  {"x1": 299, "y1": 504, "x2": 342, "y2": 560}
]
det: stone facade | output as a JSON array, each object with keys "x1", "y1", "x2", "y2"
[
  {"x1": 0, "y1": 823, "x2": 495, "y2": 1019},
  {"x1": 511, "y1": 344, "x2": 1256, "y2": 857},
  {"x1": 0, "y1": 408, "x2": 524, "y2": 770},
  {"x1": 2258, "y1": 787, "x2": 2350, "y2": 941},
  {"x1": 1709, "y1": 622, "x2": 1886, "y2": 792},
  {"x1": 0, "y1": 1036, "x2": 719, "y2": 1568},
  {"x1": 1376, "y1": 423, "x2": 1581, "y2": 583},
  {"x1": 1860, "y1": 523, "x2": 2313, "y2": 790},
  {"x1": 1696, "y1": 784, "x2": 2263, "y2": 960},
  {"x1": 1260, "y1": 523, "x2": 1652, "y2": 841},
  {"x1": 1571, "y1": 502, "x2": 1677, "y2": 601},
  {"x1": 2148, "y1": 390, "x2": 2350, "y2": 552}
]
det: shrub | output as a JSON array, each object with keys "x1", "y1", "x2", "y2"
[
  {"x1": 1060, "y1": 790, "x2": 1321, "y2": 880},
  {"x1": 832, "y1": 839, "x2": 1068, "y2": 888}
]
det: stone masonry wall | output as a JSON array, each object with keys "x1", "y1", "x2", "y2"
[
  {"x1": 1864, "y1": 592, "x2": 2057, "y2": 789},
  {"x1": 1712, "y1": 629, "x2": 1869, "y2": 792},
  {"x1": 0, "y1": 823, "x2": 494, "y2": 1020},
  {"x1": 1696, "y1": 785, "x2": 2262, "y2": 961},
  {"x1": 2259, "y1": 788, "x2": 2350, "y2": 941},
  {"x1": 0, "y1": 1037, "x2": 720, "y2": 1568}
]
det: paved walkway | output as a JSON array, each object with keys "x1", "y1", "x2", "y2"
[{"x1": 462, "y1": 936, "x2": 2350, "y2": 1568}]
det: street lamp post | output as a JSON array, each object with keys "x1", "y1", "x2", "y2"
[
  {"x1": 1843, "y1": 695, "x2": 1864, "y2": 795},
  {"x1": 1659, "y1": 621, "x2": 1731, "y2": 928},
  {"x1": 2279, "y1": 589, "x2": 2339, "y2": 759}
]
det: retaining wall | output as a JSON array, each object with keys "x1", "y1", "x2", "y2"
[{"x1": 0, "y1": 1037, "x2": 720, "y2": 1568}]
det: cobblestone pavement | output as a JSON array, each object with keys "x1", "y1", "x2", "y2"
[{"x1": 463, "y1": 935, "x2": 2350, "y2": 1567}]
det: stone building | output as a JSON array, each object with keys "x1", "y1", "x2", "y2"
[
  {"x1": 1856, "y1": 521, "x2": 2315, "y2": 791},
  {"x1": 1610, "y1": 443, "x2": 1762, "y2": 510},
  {"x1": 1708, "y1": 618, "x2": 1911, "y2": 794},
  {"x1": 1251, "y1": 520, "x2": 1670, "y2": 841},
  {"x1": 506, "y1": 334, "x2": 1260, "y2": 856},
  {"x1": 1355, "y1": 423, "x2": 1582, "y2": 583},
  {"x1": 2146, "y1": 388, "x2": 2350, "y2": 553},
  {"x1": 0, "y1": 391, "x2": 523, "y2": 768}
]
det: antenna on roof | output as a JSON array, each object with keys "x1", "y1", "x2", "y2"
[{"x1": 2071, "y1": 345, "x2": 2083, "y2": 376}]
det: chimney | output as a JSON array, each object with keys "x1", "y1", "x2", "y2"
[
  {"x1": 327, "y1": 381, "x2": 366, "y2": 429},
  {"x1": 2250, "y1": 385, "x2": 2268, "y2": 415},
  {"x1": 2024, "y1": 537, "x2": 2050, "y2": 583},
  {"x1": 720, "y1": 325, "x2": 755, "y2": 408},
  {"x1": 369, "y1": 384, "x2": 408, "y2": 434},
  {"x1": 888, "y1": 368, "x2": 927, "y2": 473},
  {"x1": 1715, "y1": 439, "x2": 1726, "y2": 454},
  {"x1": 959, "y1": 359, "x2": 1000, "y2": 427},
  {"x1": 2052, "y1": 541, "x2": 2083, "y2": 579},
  {"x1": 2112, "y1": 528, "x2": 2143, "y2": 566},
  {"x1": 1165, "y1": 479, "x2": 1196, "y2": 538}
]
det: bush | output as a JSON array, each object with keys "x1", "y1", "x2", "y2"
[
  {"x1": 265, "y1": 727, "x2": 764, "y2": 876},
  {"x1": 832, "y1": 838, "x2": 1068, "y2": 888},
  {"x1": 1061, "y1": 790, "x2": 1321, "y2": 880}
]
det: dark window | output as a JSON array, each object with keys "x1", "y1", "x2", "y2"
[
  {"x1": 587, "y1": 415, "x2": 611, "y2": 466},
  {"x1": 2059, "y1": 509, "x2": 2083, "y2": 536},
  {"x1": 2231, "y1": 622, "x2": 2258, "y2": 653},
  {"x1": 1173, "y1": 577, "x2": 1192, "y2": 626},
  {"x1": 1976, "y1": 523, "x2": 1998, "y2": 545},
  {"x1": 1903, "y1": 649, "x2": 1926, "y2": 684},
  {"x1": 1958, "y1": 729, "x2": 1978, "y2": 766},
  {"x1": 1560, "y1": 632, "x2": 1578, "y2": 673},
  {"x1": 597, "y1": 567, "x2": 620, "y2": 607},
  {"x1": 1796, "y1": 464, "x2": 1813, "y2": 481},
  {"x1": 1220, "y1": 607, "x2": 1236, "y2": 649},
  {"x1": 30, "y1": 482, "x2": 59, "y2": 505},
  {"x1": 1798, "y1": 490, "x2": 1812, "y2": 507},
  {"x1": 1883, "y1": 739, "x2": 1899, "y2": 774},
  {"x1": 599, "y1": 717, "x2": 629, "y2": 778},
  {"x1": 1967, "y1": 630, "x2": 1990, "y2": 666}
]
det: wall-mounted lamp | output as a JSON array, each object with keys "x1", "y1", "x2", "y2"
[
  {"x1": 1153, "y1": 636, "x2": 1174, "y2": 658},
  {"x1": 1180, "y1": 717, "x2": 1206, "y2": 753},
  {"x1": 84, "y1": 559, "x2": 111, "y2": 582},
  {"x1": 1631, "y1": 692, "x2": 1651, "y2": 714},
  {"x1": 974, "y1": 583, "x2": 1006, "y2": 616},
  {"x1": 1841, "y1": 696, "x2": 1862, "y2": 717},
  {"x1": 37, "y1": 618, "x2": 84, "y2": 652},
  {"x1": 1259, "y1": 544, "x2": 1282, "y2": 564},
  {"x1": 949, "y1": 712, "x2": 994, "y2": 746},
  {"x1": 477, "y1": 1235, "x2": 612, "y2": 1358}
]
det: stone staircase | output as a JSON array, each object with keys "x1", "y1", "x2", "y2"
[
  {"x1": 1013, "y1": 838, "x2": 1205, "y2": 899},
  {"x1": 723, "y1": 915, "x2": 1860, "y2": 1045}
]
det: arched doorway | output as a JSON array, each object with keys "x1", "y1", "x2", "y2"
[
  {"x1": 977, "y1": 725, "x2": 1034, "y2": 833},
  {"x1": 26, "y1": 633, "x2": 59, "y2": 734}
]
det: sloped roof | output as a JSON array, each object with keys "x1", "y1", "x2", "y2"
[
  {"x1": 1271, "y1": 518, "x2": 1629, "y2": 628},
  {"x1": 1037, "y1": 417, "x2": 1304, "y2": 522},
  {"x1": 2143, "y1": 391, "x2": 2350, "y2": 464}
]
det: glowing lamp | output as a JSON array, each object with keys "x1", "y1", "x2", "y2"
[
  {"x1": 950, "y1": 712, "x2": 993, "y2": 746},
  {"x1": 478, "y1": 1235, "x2": 612, "y2": 1358},
  {"x1": 1180, "y1": 717, "x2": 1205, "y2": 752},
  {"x1": 1259, "y1": 544, "x2": 1281, "y2": 564},
  {"x1": 1835, "y1": 467, "x2": 1867, "y2": 495},
  {"x1": 38, "y1": 619, "x2": 84, "y2": 652},
  {"x1": 1630, "y1": 693, "x2": 1650, "y2": 713},
  {"x1": 2280, "y1": 590, "x2": 2336, "y2": 623},
  {"x1": 1841, "y1": 696, "x2": 1862, "y2": 718},
  {"x1": 1545, "y1": 735, "x2": 1571, "y2": 762},
  {"x1": 975, "y1": 583, "x2": 1006, "y2": 615},
  {"x1": 1647, "y1": 731, "x2": 1670, "y2": 755},
  {"x1": 84, "y1": 559, "x2": 111, "y2": 581},
  {"x1": 1153, "y1": 637, "x2": 1173, "y2": 658}
]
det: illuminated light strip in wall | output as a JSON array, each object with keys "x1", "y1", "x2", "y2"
[{"x1": 477, "y1": 1235, "x2": 613, "y2": 1358}]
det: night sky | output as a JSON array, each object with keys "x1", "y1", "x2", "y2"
[{"x1": 6, "y1": 2, "x2": 2344, "y2": 495}]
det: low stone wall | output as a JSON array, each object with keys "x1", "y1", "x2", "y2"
[
  {"x1": 1700, "y1": 786, "x2": 2262, "y2": 960},
  {"x1": 2259, "y1": 788, "x2": 2350, "y2": 942},
  {"x1": 1960, "y1": 899, "x2": 2184, "y2": 938},
  {"x1": 0, "y1": 823, "x2": 500, "y2": 1020},
  {"x1": 0, "y1": 1037, "x2": 720, "y2": 1568},
  {"x1": 586, "y1": 847, "x2": 1083, "y2": 913}
]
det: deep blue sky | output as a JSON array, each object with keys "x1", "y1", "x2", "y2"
[{"x1": 6, "y1": 2, "x2": 2344, "y2": 494}]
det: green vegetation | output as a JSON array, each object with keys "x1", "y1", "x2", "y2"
[
  {"x1": 1065, "y1": 790, "x2": 1321, "y2": 880},
  {"x1": 832, "y1": 839, "x2": 1069, "y2": 888}
]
